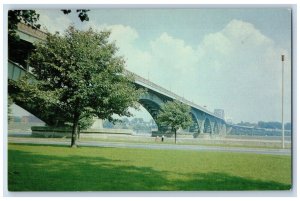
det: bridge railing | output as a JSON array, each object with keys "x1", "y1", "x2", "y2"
[{"x1": 124, "y1": 70, "x2": 183, "y2": 100}]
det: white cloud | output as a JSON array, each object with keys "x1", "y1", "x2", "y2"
[
  {"x1": 194, "y1": 19, "x2": 291, "y2": 122},
  {"x1": 37, "y1": 10, "x2": 72, "y2": 34},
  {"x1": 84, "y1": 21, "x2": 153, "y2": 75},
  {"x1": 108, "y1": 24, "x2": 139, "y2": 45},
  {"x1": 223, "y1": 19, "x2": 274, "y2": 47},
  {"x1": 84, "y1": 22, "x2": 139, "y2": 45},
  {"x1": 150, "y1": 32, "x2": 198, "y2": 72},
  {"x1": 201, "y1": 32, "x2": 233, "y2": 57}
]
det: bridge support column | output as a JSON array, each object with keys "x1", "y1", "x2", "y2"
[{"x1": 199, "y1": 119, "x2": 205, "y2": 134}]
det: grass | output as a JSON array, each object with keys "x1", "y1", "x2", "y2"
[{"x1": 8, "y1": 143, "x2": 292, "y2": 191}]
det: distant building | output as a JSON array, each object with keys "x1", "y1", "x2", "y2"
[{"x1": 214, "y1": 109, "x2": 225, "y2": 119}]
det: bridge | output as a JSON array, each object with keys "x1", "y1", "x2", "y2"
[{"x1": 8, "y1": 23, "x2": 227, "y2": 136}]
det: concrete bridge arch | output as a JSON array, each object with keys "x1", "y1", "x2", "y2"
[{"x1": 138, "y1": 92, "x2": 164, "y2": 120}]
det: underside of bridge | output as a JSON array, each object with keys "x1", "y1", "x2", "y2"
[
  {"x1": 8, "y1": 30, "x2": 37, "y2": 70},
  {"x1": 138, "y1": 99, "x2": 160, "y2": 120},
  {"x1": 137, "y1": 91, "x2": 170, "y2": 133}
]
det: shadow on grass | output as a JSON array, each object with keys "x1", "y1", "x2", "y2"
[
  {"x1": 8, "y1": 146, "x2": 291, "y2": 191},
  {"x1": 8, "y1": 148, "x2": 171, "y2": 191}
]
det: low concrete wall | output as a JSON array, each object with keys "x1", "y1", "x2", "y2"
[{"x1": 31, "y1": 126, "x2": 133, "y2": 138}]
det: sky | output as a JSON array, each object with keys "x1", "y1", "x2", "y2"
[{"x1": 12, "y1": 8, "x2": 292, "y2": 123}]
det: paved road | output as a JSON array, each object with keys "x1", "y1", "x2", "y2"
[{"x1": 8, "y1": 137, "x2": 291, "y2": 156}]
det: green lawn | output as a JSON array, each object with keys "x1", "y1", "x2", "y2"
[{"x1": 8, "y1": 143, "x2": 291, "y2": 191}]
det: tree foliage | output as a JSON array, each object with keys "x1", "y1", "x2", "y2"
[
  {"x1": 157, "y1": 100, "x2": 193, "y2": 143},
  {"x1": 10, "y1": 26, "x2": 142, "y2": 147},
  {"x1": 61, "y1": 9, "x2": 90, "y2": 22}
]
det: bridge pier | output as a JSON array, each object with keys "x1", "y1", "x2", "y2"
[{"x1": 198, "y1": 119, "x2": 204, "y2": 134}]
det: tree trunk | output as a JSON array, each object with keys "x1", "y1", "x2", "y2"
[
  {"x1": 71, "y1": 113, "x2": 80, "y2": 148},
  {"x1": 174, "y1": 129, "x2": 177, "y2": 144}
]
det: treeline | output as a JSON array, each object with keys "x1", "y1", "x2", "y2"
[{"x1": 237, "y1": 121, "x2": 291, "y2": 130}]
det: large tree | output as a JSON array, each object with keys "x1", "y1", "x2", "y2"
[
  {"x1": 10, "y1": 26, "x2": 142, "y2": 147},
  {"x1": 157, "y1": 100, "x2": 193, "y2": 144}
]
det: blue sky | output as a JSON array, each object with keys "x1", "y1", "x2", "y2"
[{"x1": 13, "y1": 8, "x2": 292, "y2": 123}]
